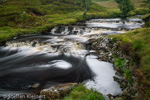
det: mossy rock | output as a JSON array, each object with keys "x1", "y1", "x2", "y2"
[
  {"x1": 40, "y1": 83, "x2": 77, "y2": 100},
  {"x1": 143, "y1": 14, "x2": 150, "y2": 22}
]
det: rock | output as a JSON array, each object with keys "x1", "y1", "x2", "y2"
[
  {"x1": 90, "y1": 37, "x2": 138, "y2": 99},
  {"x1": 32, "y1": 83, "x2": 40, "y2": 88},
  {"x1": 113, "y1": 97, "x2": 124, "y2": 100},
  {"x1": 123, "y1": 87, "x2": 130, "y2": 96},
  {"x1": 40, "y1": 83, "x2": 77, "y2": 100}
]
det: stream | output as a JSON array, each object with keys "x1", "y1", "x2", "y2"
[{"x1": 0, "y1": 16, "x2": 144, "y2": 99}]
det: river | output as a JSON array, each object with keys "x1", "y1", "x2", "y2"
[{"x1": 0, "y1": 16, "x2": 144, "y2": 99}]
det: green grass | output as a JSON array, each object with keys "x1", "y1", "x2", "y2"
[
  {"x1": 110, "y1": 27, "x2": 150, "y2": 99},
  {"x1": 64, "y1": 84, "x2": 105, "y2": 100},
  {"x1": 115, "y1": 57, "x2": 127, "y2": 70},
  {"x1": 111, "y1": 28, "x2": 150, "y2": 74},
  {"x1": 0, "y1": 0, "x2": 150, "y2": 99},
  {"x1": 0, "y1": 0, "x2": 107, "y2": 43},
  {"x1": 0, "y1": 0, "x2": 149, "y2": 43}
]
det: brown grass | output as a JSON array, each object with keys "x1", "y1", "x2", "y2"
[{"x1": 93, "y1": 0, "x2": 144, "y2": 9}]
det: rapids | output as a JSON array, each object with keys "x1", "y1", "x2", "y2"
[{"x1": 0, "y1": 16, "x2": 144, "y2": 98}]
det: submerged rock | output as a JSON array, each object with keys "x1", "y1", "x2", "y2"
[
  {"x1": 32, "y1": 83, "x2": 40, "y2": 88},
  {"x1": 40, "y1": 83, "x2": 77, "y2": 99}
]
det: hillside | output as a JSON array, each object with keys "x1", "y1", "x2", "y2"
[
  {"x1": 93, "y1": 0, "x2": 144, "y2": 8},
  {"x1": 0, "y1": 0, "x2": 149, "y2": 43},
  {"x1": 0, "y1": 0, "x2": 105, "y2": 43}
]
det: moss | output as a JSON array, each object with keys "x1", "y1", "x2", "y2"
[
  {"x1": 110, "y1": 28, "x2": 150, "y2": 99},
  {"x1": 143, "y1": 14, "x2": 150, "y2": 22},
  {"x1": 143, "y1": 14, "x2": 150, "y2": 27},
  {"x1": 64, "y1": 84, "x2": 105, "y2": 100}
]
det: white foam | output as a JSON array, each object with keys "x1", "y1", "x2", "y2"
[
  {"x1": 50, "y1": 60, "x2": 72, "y2": 69},
  {"x1": 85, "y1": 55, "x2": 122, "y2": 96}
]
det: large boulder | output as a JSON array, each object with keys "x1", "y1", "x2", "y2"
[{"x1": 40, "y1": 83, "x2": 77, "y2": 100}]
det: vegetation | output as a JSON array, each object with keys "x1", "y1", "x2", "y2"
[
  {"x1": 0, "y1": 0, "x2": 150, "y2": 99},
  {"x1": 75, "y1": 0, "x2": 92, "y2": 17},
  {"x1": 141, "y1": 0, "x2": 150, "y2": 10},
  {"x1": 143, "y1": 14, "x2": 150, "y2": 27},
  {"x1": 115, "y1": 0, "x2": 135, "y2": 18},
  {"x1": 64, "y1": 84, "x2": 105, "y2": 100},
  {"x1": 93, "y1": 0, "x2": 145, "y2": 8},
  {"x1": 114, "y1": 57, "x2": 133, "y2": 84},
  {"x1": 115, "y1": 57, "x2": 127, "y2": 70},
  {"x1": 0, "y1": 0, "x2": 105, "y2": 43},
  {"x1": 0, "y1": 0, "x2": 149, "y2": 44},
  {"x1": 110, "y1": 27, "x2": 150, "y2": 99}
]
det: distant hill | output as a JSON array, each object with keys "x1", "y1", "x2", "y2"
[{"x1": 93, "y1": 0, "x2": 144, "y2": 8}]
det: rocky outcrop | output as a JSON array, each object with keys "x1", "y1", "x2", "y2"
[
  {"x1": 90, "y1": 37, "x2": 139, "y2": 99},
  {"x1": 40, "y1": 83, "x2": 77, "y2": 100}
]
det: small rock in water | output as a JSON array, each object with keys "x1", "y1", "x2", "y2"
[
  {"x1": 32, "y1": 83, "x2": 40, "y2": 88},
  {"x1": 40, "y1": 83, "x2": 77, "y2": 99}
]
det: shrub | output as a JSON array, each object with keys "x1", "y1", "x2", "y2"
[{"x1": 115, "y1": 0, "x2": 134, "y2": 18}]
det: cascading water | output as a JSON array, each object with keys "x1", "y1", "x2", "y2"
[{"x1": 0, "y1": 16, "x2": 144, "y2": 98}]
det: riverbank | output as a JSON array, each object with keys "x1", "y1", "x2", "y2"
[
  {"x1": 110, "y1": 29, "x2": 150, "y2": 100},
  {"x1": 90, "y1": 37, "x2": 140, "y2": 99},
  {"x1": 89, "y1": 15, "x2": 150, "y2": 99},
  {"x1": 0, "y1": 0, "x2": 149, "y2": 44}
]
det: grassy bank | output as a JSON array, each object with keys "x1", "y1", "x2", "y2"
[
  {"x1": 64, "y1": 84, "x2": 105, "y2": 100},
  {"x1": 0, "y1": 0, "x2": 149, "y2": 44},
  {"x1": 0, "y1": 0, "x2": 105, "y2": 43},
  {"x1": 110, "y1": 15, "x2": 150, "y2": 99}
]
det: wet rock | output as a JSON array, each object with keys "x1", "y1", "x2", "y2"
[
  {"x1": 113, "y1": 97, "x2": 124, "y2": 100},
  {"x1": 40, "y1": 83, "x2": 77, "y2": 100},
  {"x1": 90, "y1": 36, "x2": 138, "y2": 99},
  {"x1": 122, "y1": 87, "x2": 130, "y2": 96},
  {"x1": 32, "y1": 83, "x2": 40, "y2": 88}
]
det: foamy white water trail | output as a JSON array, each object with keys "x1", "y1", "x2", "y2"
[{"x1": 86, "y1": 55, "x2": 122, "y2": 95}]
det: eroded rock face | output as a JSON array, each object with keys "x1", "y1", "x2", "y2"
[
  {"x1": 40, "y1": 83, "x2": 77, "y2": 100},
  {"x1": 90, "y1": 37, "x2": 139, "y2": 99}
]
